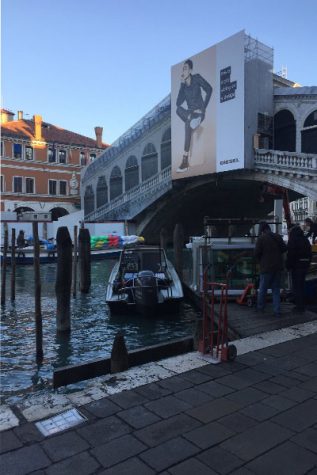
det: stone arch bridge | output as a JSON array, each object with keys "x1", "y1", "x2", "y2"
[{"x1": 82, "y1": 94, "x2": 317, "y2": 242}]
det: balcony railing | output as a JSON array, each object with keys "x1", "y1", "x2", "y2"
[{"x1": 254, "y1": 149, "x2": 317, "y2": 176}]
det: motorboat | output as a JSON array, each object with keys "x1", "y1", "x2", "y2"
[{"x1": 106, "y1": 246, "x2": 184, "y2": 315}]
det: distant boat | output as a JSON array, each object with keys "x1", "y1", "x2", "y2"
[
  {"x1": 106, "y1": 245, "x2": 184, "y2": 316},
  {"x1": 0, "y1": 245, "x2": 121, "y2": 265},
  {"x1": 1, "y1": 234, "x2": 144, "y2": 265}
]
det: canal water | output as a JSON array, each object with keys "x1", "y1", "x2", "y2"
[{"x1": 0, "y1": 259, "x2": 200, "y2": 405}]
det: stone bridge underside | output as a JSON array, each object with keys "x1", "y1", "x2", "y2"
[{"x1": 135, "y1": 172, "x2": 302, "y2": 243}]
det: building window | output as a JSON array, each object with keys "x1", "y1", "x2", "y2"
[
  {"x1": 49, "y1": 180, "x2": 57, "y2": 195},
  {"x1": 13, "y1": 143, "x2": 22, "y2": 159},
  {"x1": 0, "y1": 175, "x2": 4, "y2": 192},
  {"x1": 59, "y1": 149, "x2": 67, "y2": 164},
  {"x1": 25, "y1": 177, "x2": 34, "y2": 194},
  {"x1": 25, "y1": 146, "x2": 33, "y2": 160},
  {"x1": 48, "y1": 148, "x2": 56, "y2": 163},
  {"x1": 90, "y1": 153, "x2": 96, "y2": 162},
  {"x1": 80, "y1": 151, "x2": 86, "y2": 166},
  {"x1": 13, "y1": 176, "x2": 23, "y2": 193},
  {"x1": 1, "y1": 141, "x2": 4, "y2": 157},
  {"x1": 59, "y1": 180, "x2": 67, "y2": 195}
]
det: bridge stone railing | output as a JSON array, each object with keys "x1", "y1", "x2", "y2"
[
  {"x1": 85, "y1": 166, "x2": 172, "y2": 221},
  {"x1": 85, "y1": 149, "x2": 317, "y2": 221},
  {"x1": 254, "y1": 149, "x2": 317, "y2": 177}
]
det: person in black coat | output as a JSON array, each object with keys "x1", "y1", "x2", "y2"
[
  {"x1": 304, "y1": 217, "x2": 317, "y2": 244},
  {"x1": 254, "y1": 221, "x2": 287, "y2": 317},
  {"x1": 286, "y1": 225, "x2": 312, "y2": 313}
]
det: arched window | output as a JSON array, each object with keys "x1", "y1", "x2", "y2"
[
  {"x1": 302, "y1": 110, "x2": 317, "y2": 154},
  {"x1": 110, "y1": 166, "x2": 123, "y2": 200},
  {"x1": 142, "y1": 143, "x2": 158, "y2": 181},
  {"x1": 161, "y1": 128, "x2": 171, "y2": 170},
  {"x1": 84, "y1": 185, "x2": 95, "y2": 215},
  {"x1": 50, "y1": 207, "x2": 69, "y2": 221},
  {"x1": 273, "y1": 110, "x2": 296, "y2": 152},
  {"x1": 125, "y1": 155, "x2": 139, "y2": 191},
  {"x1": 96, "y1": 176, "x2": 108, "y2": 208}
]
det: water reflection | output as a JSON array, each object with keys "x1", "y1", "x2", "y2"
[{"x1": 1, "y1": 260, "x2": 199, "y2": 404}]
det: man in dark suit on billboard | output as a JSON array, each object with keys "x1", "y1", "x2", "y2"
[{"x1": 176, "y1": 59, "x2": 212, "y2": 172}]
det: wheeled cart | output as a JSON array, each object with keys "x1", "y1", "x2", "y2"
[{"x1": 199, "y1": 274, "x2": 237, "y2": 363}]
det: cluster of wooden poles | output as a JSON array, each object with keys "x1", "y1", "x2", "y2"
[
  {"x1": 1, "y1": 223, "x2": 92, "y2": 363},
  {"x1": 1, "y1": 222, "x2": 186, "y2": 365}
]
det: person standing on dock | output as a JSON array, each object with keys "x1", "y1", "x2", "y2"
[
  {"x1": 286, "y1": 225, "x2": 312, "y2": 314},
  {"x1": 255, "y1": 221, "x2": 287, "y2": 317},
  {"x1": 304, "y1": 217, "x2": 317, "y2": 244}
]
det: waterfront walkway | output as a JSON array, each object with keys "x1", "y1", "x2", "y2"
[{"x1": 1, "y1": 320, "x2": 317, "y2": 474}]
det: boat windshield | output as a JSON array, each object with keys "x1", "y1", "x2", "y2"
[{"x1": 120, "y1": 248, "x2": 166, "y2": 274}]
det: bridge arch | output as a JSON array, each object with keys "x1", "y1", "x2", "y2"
[
  {"x1": 50, "y1": 207, "x2": 69, "y2": 221},
  {"x1": 96, "y1": 176, "x2": 108, "y2": 209},
  {"x1": 134, "y1": 172, "x2": 305, "y2": 242},
  {"x1": 84, "y1": 185, "x2": 95, "y2": 215},
  {"x1": 161, "y1": 127, "x2": 171, "y2": 171},
  {"x1": 125, "y1": 155, "x2": 139, "y2": 191},
  {"x1": 274, "y1": 109, "x2": 296, "y2": 152},
  {"x1": 142, "y1": 143, "x2": 158, "y2": 181},
  {"x1": 301, "y1": 109, "x2": 317, "y2": 154},
  {"x1": 110, "y1": 166, "x2": 123, "y2": 200}
]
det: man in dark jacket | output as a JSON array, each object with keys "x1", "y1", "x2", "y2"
[
  {"x1": 254, "y1": 222, "x2": 287, "y2": 316},
  {"x1": 304, "y1": 217, "x2": 317, "y2": 244},
  {"x1": 286, "y1": 225, "x2": 312, "y2": 313}
]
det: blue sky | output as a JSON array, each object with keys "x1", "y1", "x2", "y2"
[{"x1": 2, "y1": 0, "x2": 316, "y2": 144}]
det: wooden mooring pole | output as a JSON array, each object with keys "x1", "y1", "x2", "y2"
[
  {"x1": 11, "y1": 228, "x2": 16, "y2": 302},
  {"x1": 72, "y1": 225, "x2": 78, "y2": 298},
  {"x1": 160, "y1": 227, "x2": 168, "y2": 250},
  {"x1": 55, "y1": 226, "x2": 72, "y2": 333},
  {"x1": 33, "y1": 222, "x2": 43, "y2": 361},
  {"x1": 79, "y1": 227, "x2": 91, "y2": 294},
  {"x1": 1, "y1": 224, "x2": 8, "y2": 305}
]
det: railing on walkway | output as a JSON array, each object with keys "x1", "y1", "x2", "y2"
[
  {"x1": 254, "y1": 149, "x2": 317, "y2": 176},
  {"x1": 85, "y1": 166, "x2": 172, "y2": 221}
]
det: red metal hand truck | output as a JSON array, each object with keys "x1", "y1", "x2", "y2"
[{"x1": 199, "y1": 270, "x2": 237, "y2": 362}]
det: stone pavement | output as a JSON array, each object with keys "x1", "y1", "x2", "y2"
[{"x1": 1, "y1": 325, "x2": 317, "y2": 474}]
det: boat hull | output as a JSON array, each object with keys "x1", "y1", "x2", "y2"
[{"x1": 106, "y1": 246, "x2": 184, "y2": 316}]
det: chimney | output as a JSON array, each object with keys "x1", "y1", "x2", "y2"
[
  {"x1": 95, "y1": 126, "x2": 103, "y2": 148},
  {"x1": 18, "y1": 111, "x2": 23, "y2": 120},
  {"x1": 34, "y1": 115, "x2": 42, "y2": 141}
]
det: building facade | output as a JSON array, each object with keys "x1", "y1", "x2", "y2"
[{"x1": 0, "y1": 110, "x2": 107, "y2": 220}]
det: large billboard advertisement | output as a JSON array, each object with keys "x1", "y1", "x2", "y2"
[{"x1": 171, "y1": 31, "x2": 245, "y2": 179}]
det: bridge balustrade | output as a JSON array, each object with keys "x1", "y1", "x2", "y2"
[
  {"x1": 254, "y1": 149, "x2": 317, "y2": 176},
  {"x1": 85, "y1": 166, "x2": 172, "y2": 221}
]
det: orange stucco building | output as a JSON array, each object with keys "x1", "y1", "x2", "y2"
[{"x1": 0, "y1": 110, "x2": 108, "y2": 220}]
